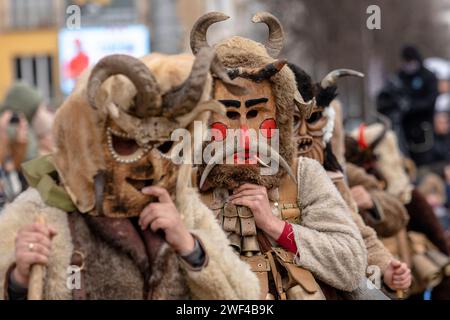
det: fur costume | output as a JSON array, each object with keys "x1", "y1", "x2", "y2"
[
  {"x1": 346, "y1": 124, "x2": 450, "y2": 299},
  {"x1": 346, "y1": 162, "x2": 410, "y2": 238},
  {"x1": 0, "y1": 51, "x2": 260, "y2": 300},
  {"x1": 190, "y1": 12, "x2": 367, "y2": 298},
  {"x1": 289, "y1": 62, "x2": 393, "y2": 274}
]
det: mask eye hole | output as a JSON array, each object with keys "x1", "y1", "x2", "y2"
[
  {"x1": 260, "y1": 118, "x2": 277, "y2": 139},
  {"x1": 226, "y1": 111, "x2": 240, "y2": 120},
  {"x1": 246, "y1": 109, "x2": 258, "y2": 119},
  {"x1": 293, "y1": 114, "x2": 301, "y2": 130},
  {"x1": 211, "y1": 122, "x2": 228, "y2": 141},
  {"x1": 307, "y1": 111, "x2": 323, "y2": 124},
  {"x1": 157, "y1": 141, "x2": 174, "y2": 154}
]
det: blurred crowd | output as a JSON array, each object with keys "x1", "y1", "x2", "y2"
[
  {"x1": 0, "y1": 82, "x2": 55, "y2": 208},
  {"x1": 377, "y1": 45, "x2": 450, "y2": 240}
]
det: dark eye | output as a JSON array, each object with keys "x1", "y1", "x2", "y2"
[
  {"x1": 157, "y1": 141, "x2": 174, "y2": 154},
  {"x1": 246, "y1": 109, "x2": 258, "y2": 119},
  {"x1": 226, "y1": 111, "x2": 240, "y2": 120},
  {"x1": 307, "y1": 111, "x2": 323, "y2": 124}
]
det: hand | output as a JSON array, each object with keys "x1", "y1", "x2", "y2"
[
  {"x1": 383, "y1": 259, "x2": 411, "y2": 291},
  {"x1": 139, "y1": 186, "x2": 195, "y2": 256},
  {"x1": 12, "y1": 222, "x2": 58, "y2": 288},
  {"x1": 15, "y1": 113, "x2": 29, "y2": 144},
  {"x1": 350, "y1": 185, "x2": 374, "y2": 211},
  {"x1": 0, "y1": 111, "x2": 12, "y2": 133},
  {"x1": 229, "y1": 183, "x2": 284, "y2": 240}
]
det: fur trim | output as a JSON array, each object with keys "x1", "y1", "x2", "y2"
[
  {"x1": 175, "y1": 177, "x2": 260, "y2": 299},
  {"x1": 292, "y1": 157, "x2": 367, "y2": 291},
  {"x1": 350, "y1": 124, "x2": 413, "y2": 204},
  {"x1": 0, "y1": 188, "x2": 73, "y2": 300},
  {"x1": 322, "y1": 106, "x2": 336, "y2": 144}
]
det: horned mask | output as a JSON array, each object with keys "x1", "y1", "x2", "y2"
[
  {"x1": 192, "y1": 12, "x2": 301, "y2": 191},
  {"x1": 52, "y1": 49, "x2": 237, "y2": 218},
  {"x1": 290, "y1": 64, "x2": 364, "y2": 165}
]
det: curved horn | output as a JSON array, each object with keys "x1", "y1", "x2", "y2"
[
  {"x1": 87, "y1": 54, "x2": 162, "y2": 118},
  {"x1": 252, "y1": 12, "x2": 285, "y2": 58},
  {"x1": 369, "y1": 113, "x2": 390, "y2": 150},
  {"x1": 162, "y1": 48, "x2": 245, "y2": 117},
  {"x1": 162, "y1": 48, "x2": 215, "y2": 117},
  {"x1": 190, "y1": 12, "x2": 230, "y2": 55},
  {"x1": 320, "y1": 69, "x2": 364, "y2": 89}
]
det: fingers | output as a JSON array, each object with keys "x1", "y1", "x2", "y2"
[
  {"x1": 392, "y1": 262, "x2": 408, "y2": 275},
  {"x1": 393, "y1": 268, "x2": 411, "y2": 282},
  {"x1": 392, "y1": 277, "x2": 411, "y2": 290},
  {"x1": 229, "y1": 191, "x2": 265, "y2": 202},
  {"x1": 139, "y1": 203, "x2": 171, "y2": 230},
  {"x1": 0, "y1": 111, "x2": 12, "y2": 125},
  {"x1": 234, "y1": 183, "x2": 264, "y2": 194},
  {"x1": 17, "y1": 251, "x2": 50, "y2": 267},
  {"x1": 149, "y1": 218, "x2": 172, "y2": 233},
  {"x1": 229, "y1": 197, "x2": 254, "y2": 209},
  {"x1": 142, "y1": 186, "x2": 172, "y2": 203},
  {"x1": 18, "y1": 232, "x2": 52, "y2": 250},
  {"x1": 390, "y1": 259, "x2": 402, "y2": 268}
]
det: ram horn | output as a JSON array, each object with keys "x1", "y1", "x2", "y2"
[
  {"x1": 87, "y1": 54, "x2": 162, "y2": 118},
  {"x1": 320, "y1": 69, "x2": 364, "y2": 89},
  {"x1": 190, "y1": 12, "x2": 230, "y2": 55},
  {"x1": 252, "y1": 12, "x2": 285, "y2": 58},
  {"x1": 162, "y1": 47, "x2": 245, "y2": 117}
]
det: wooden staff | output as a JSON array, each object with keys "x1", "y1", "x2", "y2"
[{"x1": 27, "y1": 215, "x2": 46, "y2": 300}]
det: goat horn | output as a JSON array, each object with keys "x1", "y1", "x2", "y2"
[
  {"x1": 321, "y1": 69, "x2": 364, "y2": 89},
  {"x1": 87, "y1": 54, "x2": 162, "y2": 118},
  {"x1": 252, "y1": 12, "x2": 285, "y2": 58},
  {"x1": 190, "y1": 12, "x2": 230, "y2": 55}
]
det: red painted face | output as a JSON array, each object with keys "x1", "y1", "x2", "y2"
[{"x1": 211, "y1": 78, "x2": 277, "y2": 165}]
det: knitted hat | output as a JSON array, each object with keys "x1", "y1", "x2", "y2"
[{"x1": 1, "y1": 82, "x2": 43, "y2": 123}]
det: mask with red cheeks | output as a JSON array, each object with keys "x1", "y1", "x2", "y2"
[
  {"x1": 198, "y1": 76, "x2": 289, "y2": 191},
  {"x1": 293, "y1": 104, "x2": 328, "y2": 164},
  {"x1": 211, "y1": 78, "x2": 277, "y2": 165}
]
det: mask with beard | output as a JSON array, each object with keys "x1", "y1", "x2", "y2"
[{"x1": 191, "y1": 12, "x2": 300, "y2": 192}]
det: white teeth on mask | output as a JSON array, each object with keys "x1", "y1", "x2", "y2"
[
  {"x1": 106, "y1": 127, "x2": 149, "y2": 164},
  {"x1": 159, "y1": 151, "x2": 173, "y2": 161}
]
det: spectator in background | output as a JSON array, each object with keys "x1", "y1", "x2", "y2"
[
  {"x1": 377, "y1": 45, "x2": 438, "y2": 166},
  {"x1": 431, "y1": 111, "x2": 450, "y2": 166},
  {"x1": 418, "y1": 173, "x2": 449, "y2": 230},
  {"x1": 424, "y1": 57, "x2": 450, "y2": 113},
  {"x1": 0, "y1": 82, "x2": 45, "y2": 208},
  {"x1": 32, "y1": 104, "x2": 55, "y2": 156}
]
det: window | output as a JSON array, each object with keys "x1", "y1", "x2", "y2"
[
  {"x1": 9, "y1": 0, "x2": 56, "y2": 29},
  {"x1": 14, "y1": 55, "x2": 54, "y2": 100}
]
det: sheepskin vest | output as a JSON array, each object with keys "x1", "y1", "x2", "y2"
[{"x1": 68, "y1": 212, "x2": 188, "y2": 300}]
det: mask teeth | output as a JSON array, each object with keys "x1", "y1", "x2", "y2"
[
  {"x1": 159, "y1": 151, "x2": 173, "y2": 161},
  {"x1": 107, "y1": 127, "x2": 147, "y2": 164}
]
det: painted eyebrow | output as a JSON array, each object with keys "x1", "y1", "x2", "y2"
[
  {"x1": 219, "y1": 100, "x2": 241, "y2": 108},
  {"x1": 245, "y1": 98, "x2": 268, "y2": 108}
]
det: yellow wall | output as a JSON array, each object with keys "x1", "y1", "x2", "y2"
[{"x1": 0, "y1": 29, "x2": 59, "y2": 100}]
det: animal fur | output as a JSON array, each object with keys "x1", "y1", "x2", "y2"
[{"x1": 0, "y1": 167, "x2": 261, "y2": 299}]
